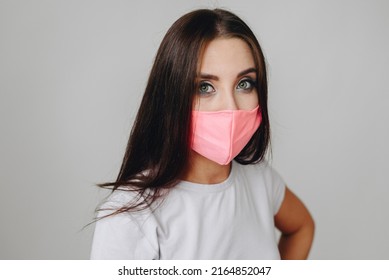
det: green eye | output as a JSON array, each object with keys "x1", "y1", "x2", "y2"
[
  {"x1": 199, "y1": 82, "x2": 215, "y2": 94},
  {"x1": 237, "y1": 79, "x2": 254, "y2": 90}
]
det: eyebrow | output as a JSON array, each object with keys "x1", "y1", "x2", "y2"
[{"x1": 198, "y1": 67, "x2": 257, "y2": 81}]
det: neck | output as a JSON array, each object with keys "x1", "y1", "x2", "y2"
[{"x1": 181, "y1": 150, "x2": 231, "y2": 184}]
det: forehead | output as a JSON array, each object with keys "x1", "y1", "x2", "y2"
[{"x1": 199, "y1": 38, "x2": 255, "y2": 74}]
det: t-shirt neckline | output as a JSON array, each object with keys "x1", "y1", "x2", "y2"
[{"x1": 177, "y1": 161, "x2": 236, "y2": 193}]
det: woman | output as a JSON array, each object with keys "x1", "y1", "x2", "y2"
[{"x1": 91, "y1": 8, "x2": 314, "y2": 260}]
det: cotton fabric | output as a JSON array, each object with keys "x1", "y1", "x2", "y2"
[{"x1": 91, "y1": 160, "x2": 285, "y2": 259}]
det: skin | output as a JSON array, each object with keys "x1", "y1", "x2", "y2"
[
  {"x1": 183, "y1": 37, "x2": 315, "y2": 259},
  {"x1": 185, "y1": 37, "x2": 258, "y2": 184}
]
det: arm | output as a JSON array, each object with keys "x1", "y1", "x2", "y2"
[{"x1": 274, "y1": 187, "x2": 315, "y2": 260}]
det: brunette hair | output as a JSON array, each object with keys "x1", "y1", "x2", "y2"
[{"x1": 98, "y1": 8, "x2": 270, "y2": 213}]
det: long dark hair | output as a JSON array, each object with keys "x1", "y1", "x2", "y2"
[{"x1": 98, "y1": 8, "x2": 270, "y2": 213}]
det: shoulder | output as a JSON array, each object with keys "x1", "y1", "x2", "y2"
[
  {"x1": 235, "y1": 159, "x2": 283, "y2": 184},
  {"x1": 91, "y1": 189, "x2": 160, "y2": 259},
  {"x1": 99, "y1": 189, "x2": 136, "y2": 207},
  {"x1": 96, "y1": 188, "x2": 158, "y2": 225},
  {"x1": 96, "y1": 189, "x2": 139, "y2": 215},
  {"x1": 234, "y1": 160, "x2": 286, "y2": 215}
]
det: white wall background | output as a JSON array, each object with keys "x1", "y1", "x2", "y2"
[{"x1": 0, "y1": 0, "x2": 388, "y2": 259}]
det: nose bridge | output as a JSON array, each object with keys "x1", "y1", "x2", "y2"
[{"x1": 221, "y1": 85, "x2": 238, "y2": 110}]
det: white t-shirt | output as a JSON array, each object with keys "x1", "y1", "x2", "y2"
[{"x1": 90, "y1": 160, "x2": 285, "y2": 260}]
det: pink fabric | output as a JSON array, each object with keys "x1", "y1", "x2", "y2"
[{"x1": 191, "y1": 106, "x2": 262, "y2": 165}]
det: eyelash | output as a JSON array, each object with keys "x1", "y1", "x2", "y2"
[
  {"x1": 237, "y1": 78, "x2": 256, "y2": 91},
  {"x1": 198, "y1": 78, "x2": 256, "y2": 95},
  {"x1": 198, "y1": 82, "x2": 215, "y2": 94}
]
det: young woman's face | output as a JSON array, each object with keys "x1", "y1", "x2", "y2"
[{"x1": 194, "y1": 37, "x2": 259, "y2": 111}]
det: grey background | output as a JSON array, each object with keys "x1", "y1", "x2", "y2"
[{"x1": 1, "y1": 0, "x2": 388, "y2": 259}]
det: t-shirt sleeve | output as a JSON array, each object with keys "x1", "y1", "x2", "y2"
[
  {"x1": 269, "y1": 166, "x2": 286, "y2": 215},
  {"x1": 90, "y1": 191, "x2": 159, "y2": 260},
  {"x1": 260, "y1": 161, "x2": 286, "y2": 215}
]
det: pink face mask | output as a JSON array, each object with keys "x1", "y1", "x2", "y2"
[{"x1": 190, "y1": 106, "x2": 262, "y2": 165}]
